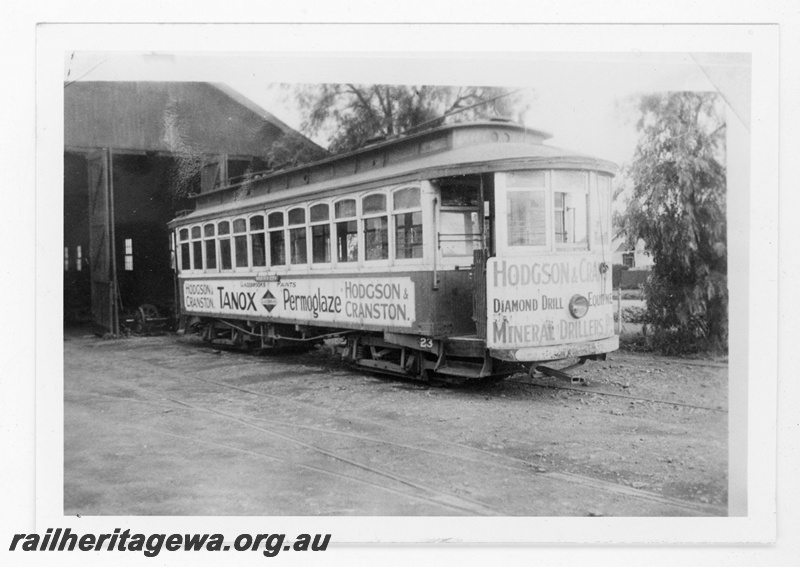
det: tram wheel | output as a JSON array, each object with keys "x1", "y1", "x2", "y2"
[{"x1": 133, "y1": 303, "x2": 160, "y2": 334}]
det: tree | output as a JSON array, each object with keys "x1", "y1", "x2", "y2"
[
  {"x1": 619, "y1": 92, "x2": 727, "y2": 353},
  {"x1": 293, "y1": 83, "x2": 526, "y2": 155}
]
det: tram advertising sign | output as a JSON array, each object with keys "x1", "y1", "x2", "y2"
[
  {"x1": 486, "y1": 254, "x2": 615, "y2": 349},
  {"x1": 182, "y1": 277, "x2": 416, "y2": 328}
]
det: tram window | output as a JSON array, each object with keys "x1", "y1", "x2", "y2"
[
  {"x1": 204, "y1": 224, "x2": 217, "y2": 270},
  {"x1": 178, "y1": 229, "x2": 190, "y2": 271},
  {"x1": 441, "y1": 211, "x2": 480, "y2": 256},
  {"x1": 76, "y1": 245, "x2": 82, "y2": 271},
  {"x1": 335, "y1": 199, "x2": 358, "y2": 263},
  {"x1": 441, "y1": 185, "x2": 480, "y2": 207},
  {"x1": 288, "y1": 207, "x2": 307, "y2": 265},
  {"x1": 218, "y1": 221, "x2": 232, "y2": 270},
  {"x1": 64, "y1": 247, "x2": 69, "y2": 271},
  {"x1": 507, "y1": 191, "x2": 546, "y2": 247},
  {"x1": 592, "y1": 174, "x2": 612, "y2": 250},
  {"x1": 233, "y1": 218, "x2": 248, "y2": 267},
  {"x1": 268, "y1": 212, "x2": 286, "y2": 266},
  {"x1": 506, "y1": 170, "x2": 545, "y2": 188},
  {"x1": 310, "y1": 204, "x2": 331, "y2": 264},
  {"x1": 364, "y1": 217, "x2": 389, "y2": 260},
  {"x1": 552, "y1": 170, "x2": 588, "y2": 249},
  {"x1": 395, "y1": 212, "x2": 423, "y2": 259},
  {"x1": 393, "y1": 187, "x2": 423, "y2": 259},
  {"x1": 335, "y1": 199, "x2": 356, "y2": 218},
  {"x1": 250, "y1": 215, "x2": 266, "y2": 267},
  {"x1": 439, "y1": 180, "x2": 481, "y2": 257},
  {"x1": 362, "y1": 194, "x2": 386, "y2": 214},
  {"x1": 190, "y1": 227, "x2": 203, "y2": 270},
  {"x1": 362, "y1": 194, "x2": 388, "y2": 261}
]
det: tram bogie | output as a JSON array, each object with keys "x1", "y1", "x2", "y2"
[{"x1": 170, "y1": 121, "x2": 618, "y2": 382}]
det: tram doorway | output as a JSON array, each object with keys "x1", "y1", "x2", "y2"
[{"x1": 431, "y1": 173, "x2": 496, "y2": 339}]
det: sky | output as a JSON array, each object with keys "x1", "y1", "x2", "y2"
[{"x1": 62, "y1": 51, "x2": 750, "y2": 170}]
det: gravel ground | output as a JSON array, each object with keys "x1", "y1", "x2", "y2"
[{"x1": 63, "y1": 328, "x2": 728, "y2": 517}]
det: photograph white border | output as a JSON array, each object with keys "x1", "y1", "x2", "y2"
[{"x1": 26, "y1": 18, "x2": 780, "y2": 551}]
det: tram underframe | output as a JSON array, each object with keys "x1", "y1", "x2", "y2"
[{"x1": 191, "y1": 317, "x2": 506, "y2": 383}]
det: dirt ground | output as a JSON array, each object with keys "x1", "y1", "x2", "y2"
[{"x1": 63, "y1": 327, "x2": 728, "y2": 517}]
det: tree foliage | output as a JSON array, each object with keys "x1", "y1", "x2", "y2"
[
  {"x1": 620, "y1": 92, "x2": 727, "y2": 353},
  {"x1": 265, "y1": 131, "x2": 330, "y2": 169},
  {"x1": 293, "y1": 83, "x2": 525, "y2": 154}
]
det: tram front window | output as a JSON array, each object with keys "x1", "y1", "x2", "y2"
[
  {"x1": 552, "y1": 170, "x2": 588, "y2": 249},
  {"x1": 507, "y1": 191, "x2": 546, "y2": 247}
]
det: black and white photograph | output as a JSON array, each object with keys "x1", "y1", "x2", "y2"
[
  {"x1": 2, "y1": 10, "x2": 795, "y2": 567},
  {"x1": 59, "y1": 50, "x2": 738, "y2": 521}
]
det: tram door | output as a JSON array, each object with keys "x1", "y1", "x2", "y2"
[
  {"x1": 87, "y1": 148, "x2": 119, "y2": 335},
  {"x1": 472, "y1": 172, "x2": 495, "y2": 339}
]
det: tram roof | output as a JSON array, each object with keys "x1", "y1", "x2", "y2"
[{"x1": 171, "y1": 121, "x2": 617, "y2": 226}]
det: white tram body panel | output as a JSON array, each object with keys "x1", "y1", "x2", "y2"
[{"x1": 169, "y1": 121, "x2": 618, "y2": 380}]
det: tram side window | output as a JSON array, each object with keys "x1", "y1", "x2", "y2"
[
  {"x1": 179, "y1": 228, "x2": 190, "y2": 271},
  {"x1": 233, "y1": 219, "x2": 249, "y2": 268},
  {"x1": 363, "y1": 194, "x2": 388, "y2": 261},
  {"x1": 393, "y1": 186, "x2": 423, "y2": 259},
  {"x1": 250, "y1": 215, "x2": 266, "y2": 267},
  {"x1": 288, "y1": 208, "x2": 308, "y2": 265},
  {"x1": 506, "y1": 170, "x2": 546, "y2": 247},
  {"x1": 190, "y1": 226, "x2": 203, "y2": 270},
  {"x1": 268, "y1": 212, "x2": 286, "y2": 266},
  {"x1": 552, "y1": 170, "x2": 588, "y2": 249},
  {"x1": 218, "y1": 221, "x2": 232, "y2": 270},
  {"x1": 310, "y1": 204, "x2": 331, "y2": 264},
  {"x1": 440, "y1": 183, "x2": 481, "y2": 257},
  {"x1": 204, "y1": 224, "x2": 217, "y2": 270},
  {"x1": 335, "y1": 199, "x2": 358, "y2": 263}
]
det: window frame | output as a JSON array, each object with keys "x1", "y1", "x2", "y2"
[
  {"x1": 267, "y1": 210, "x2": 287, "y2": 268},
  {"x1": 392, "y1": 185, "x2": 425, "y2": 262},
  {"x1": 203, "y1": 223, "x2": 218, "y2": 272},
  {"x1": 591, "y1": 173, "x2": 613, "y2": 253},
  {"x1": 437, "y1": 182, "x2": 483, "y2": 260},
  {"x1": 287, "y1": 206, "x2": 309, "y2": 267},
  {"x1": 124, "y1": 238, "x2": 134, "y2": 271},
  {"x1": 178, "y1": 228, "x2": 191, "y2": 272},
  {"x1": 309, "y1": 201, "x2": 332, "y2": 266},
  {"x1": 333, "y1": 197, "x2": 360, "y2": 266},
  {"x1": 248, "y1": 213, "x2": 267, "y2": 269},
  {"x1": 551, "y1": 170, "x2": 589, "y2": 251},
  {"x1": 361, "y1": 191, "x2": 390, "y2": 264},
  {"x1": 495, "y1": 168, "x2": 614, "y2": 257},
  {"x1": 217, "y1": 220, "x2": 233, "y2": 271}
]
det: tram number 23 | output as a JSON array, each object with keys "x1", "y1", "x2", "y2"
[{"x1": 419, "y1": 337, "x2": 434, "y2": 349}]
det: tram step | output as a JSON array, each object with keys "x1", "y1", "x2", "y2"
[{"x1": 435, "y1": 361, "x2": 486, "y2": 379}]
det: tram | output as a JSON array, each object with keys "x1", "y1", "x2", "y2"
[{"x1": 168, "y1": 120, "x2": 618, "y2": 382}]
